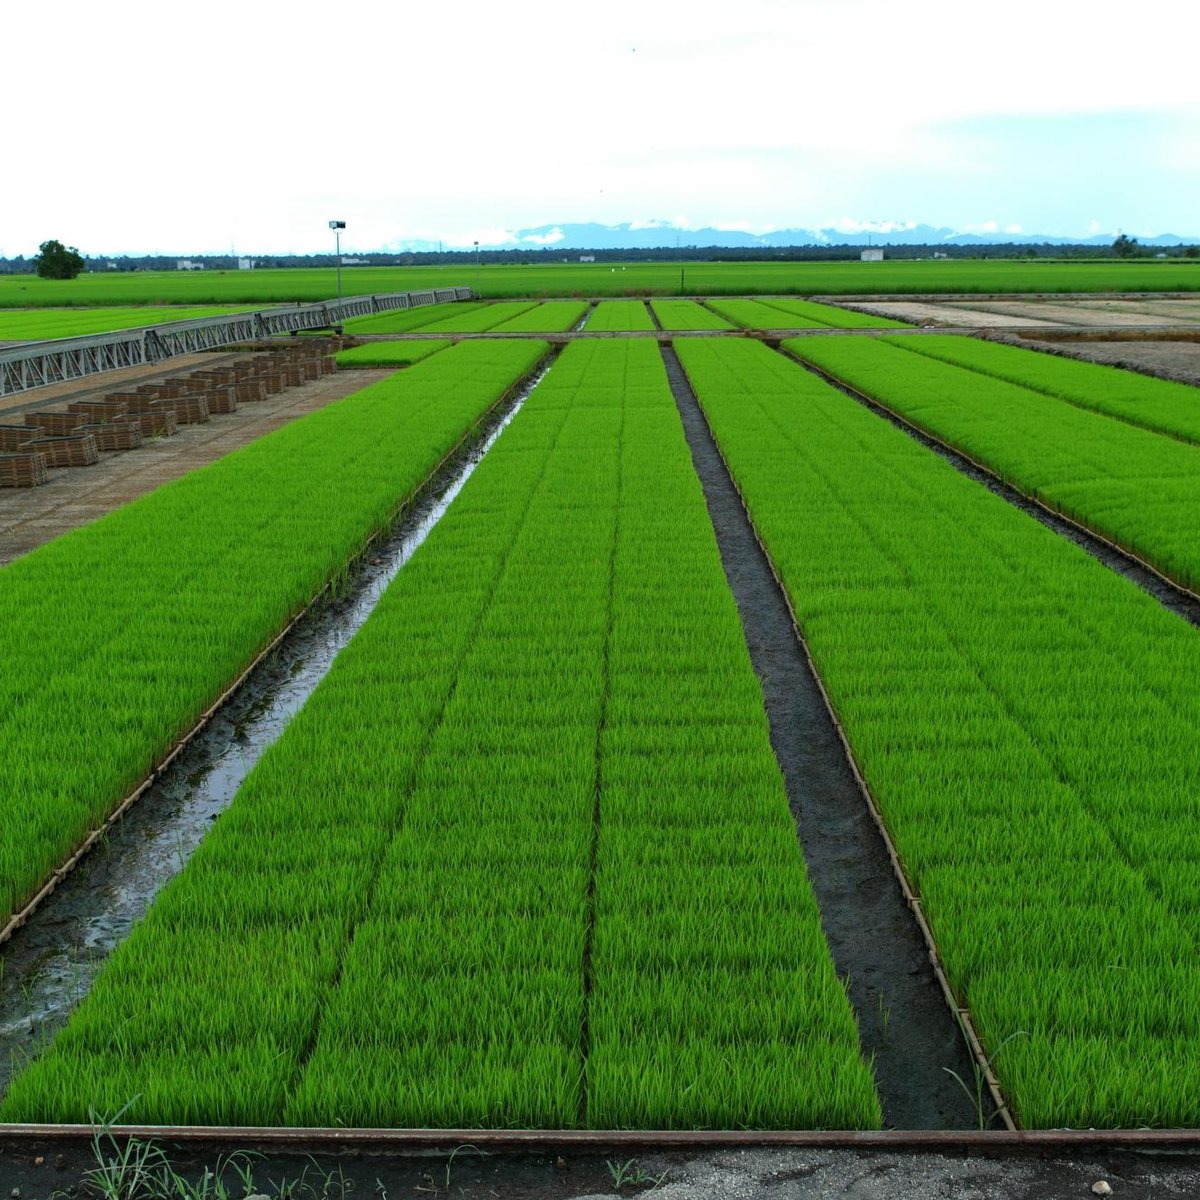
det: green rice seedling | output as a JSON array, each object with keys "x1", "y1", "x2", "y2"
[
  {"x1": 0, "y1": 339, "x2": 548, "y2": 930},
  {"x1": 677, "y1": 336, "x2": 1200, "y2": 1128},
  {"x1": 882, "y1": 333, "x2": 1200, "y2": 445},
  {"x1": 4, "y1": 338, "x2": 881, "y2": 1132},
  {"x1": 788, "y1": 333, "x2": 1200, "y2": 593},
  {"x1": 0, "y1": 306, "x2": 255, "y2": 341},
  {"x1": 648, "y1": 300, "x2": 735, "y2": 330},
  {"x1": 491, "y1": 300, "x2": 589, "y2": 332},
  {"x1": 341, "y1": 301, "x2": 489, "y2": 334},
  {"x1": 752, "y1": 297, "x2": 907, "y2": 328},
  {"x1": 583, "y1": 300, "x2": 656, "y2": 331},
  {"x1": 334, "y1": 340, "x2": 450, "y2": 367}
]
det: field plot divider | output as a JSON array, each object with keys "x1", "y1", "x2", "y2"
[
  {"x1": 9, "y1": 1125, "x2": 1200, "y2": 1150},
  {"x1": 578, "y1": 377, "x2": 626, "y2": 1126},
  {"x1": 783, "y1": 348, "x2": 1200, "y2": 622},
  {"x1": 670, "y1": 344, "x2": 1015, "y2": 1132},
  {"x1": 0, "y1": 347, "x2": 554, "y2": 954}
]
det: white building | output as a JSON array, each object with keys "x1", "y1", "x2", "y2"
[
  {"x1": 860, "y1": 248, "x2": 884, "y2": 262},
  {"x1": 579, "y1": 255, "x2": 596, "y2": 263},
  {"x1": 238, "y1": 258, "x2": 254, "y2": 270},
  {"x1": 176, "y1": 260, "x2": 204, "y2": 271}
]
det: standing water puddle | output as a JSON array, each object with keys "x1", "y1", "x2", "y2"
[{"x1": 0, "y1": 362, "x2": 552, "y2": 1094}]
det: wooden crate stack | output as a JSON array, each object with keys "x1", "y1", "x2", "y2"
[
  {"x1": 75, "y1": 420, "x2": 143, "y2": 451},
  {"x1": 20, "y1": 432, "x2": 100, "y2": 468},
  {"x1": 0, "y1": 452, "x2": 48, "y2": 488}
]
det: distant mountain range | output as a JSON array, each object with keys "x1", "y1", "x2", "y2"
[{"x1": 393, "y1": 221, "x2": 1197, "y2": 253}]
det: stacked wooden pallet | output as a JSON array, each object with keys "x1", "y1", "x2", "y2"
[
  {"x1": 20, "y1": 432, "x2": 100, "y2": 468},
  {"x1": 24, "y1": 412, "x2": 90, "y2": 436},
  {"x1": 0, "y1": 424, "x2": 39, "y2": 451},
  {"x1": 0, "y1": 452, "x2": 48, "y2": 488},
  {"x1": 75, "y1": 420, "x2": 143, "y2": 451},
  {"x1": 112, "y1": 391, "x2": 210, "y2": 426}
]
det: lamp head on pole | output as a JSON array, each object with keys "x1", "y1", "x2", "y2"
[{"x1": 329, "y1": 220, "x2": 346, "y2": 231}]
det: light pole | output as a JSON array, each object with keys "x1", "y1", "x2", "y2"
[
  {"x1": 329, "y1": 220, "x2": 346, "y2": 300},
  {"x1": 473, "y1": 240, "x2": 481, "y2": 296}
]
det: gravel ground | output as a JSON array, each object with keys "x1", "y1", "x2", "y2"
[{"x1": 6, "y1": 1141, "x2": 1200, "y2": 1199}]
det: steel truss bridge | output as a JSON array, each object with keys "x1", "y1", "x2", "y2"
[{"x1": 0, "y1": 287, "x2": 472, "y2": 398}]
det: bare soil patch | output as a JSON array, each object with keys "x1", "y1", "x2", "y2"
[{"x1": 1004, "y1": 335, "x2": 1200, "y2": 388}]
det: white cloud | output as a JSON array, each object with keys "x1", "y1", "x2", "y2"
[
  {"x1": 2, "y1": 1, "x2": 1197, "y2": 253},
  {"x1": 826, "y1": 218, "x2": 919, "y2": 235},
  {"x1": 521, "y1": 228, "x2": 566, "y2": 245},
  {"x1": 442, "y1": 229, "x2": 517, "y2": 249}
]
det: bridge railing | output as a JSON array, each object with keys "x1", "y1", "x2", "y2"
[{"x1": 0, "y1": 287, "x2": 474, "y2": 398}]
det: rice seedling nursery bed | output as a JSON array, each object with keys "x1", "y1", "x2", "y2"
[
  {"x1": 886, "y1": 333, "x2": 1200, "y2": 445},
  {"x1": 705, "y1": 298, "x2": 903, "y2": 330},
  {"x1": 788, "y1": 334, "x2": 1200, "y2": 594},
  {"x1": 2, "y1": 339, "x2": 880, "y2": 1130},
  {"x1": 6, "y1": 282, "x2": 1200, "y2": 1158},
  {"x1": 334, "y1": 340, "x2": 451, "y2": 367},
  {"x1": 675, "y1": 337, "x2": 1200, "y2": 1128},
  {"x1": 0, "y1": 339, "x2": 548, "y2": 933},
  {"x1": 650, "y1": 299, "x2": 735, "y2": 331},
  {"x1": 583, "y1": 300, "x2": 657, "y2": 332}
]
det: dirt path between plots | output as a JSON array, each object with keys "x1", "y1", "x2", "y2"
[
  {"x1": 1001, "y1": 335, "x2": 1200, "y2": 388},
  {"x1": 3, "y1": 1139, "x2": 1200, "y2": 1200},
  {"x1": 660, "y1": 344, "x2": 981, "y2": 1130},
  {"x1": 847, "y1": 295, "x2": 1200, "y2": 331},
  {"x1": 0, "y1": 367, "x2": 391, "y2": 565}
]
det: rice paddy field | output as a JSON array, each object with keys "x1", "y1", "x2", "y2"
[
  {"x1": 4, "y1": 277, "x2": 1200, "y2": 1143},
  {"x1": 0, "y1": 305, "x2": 253, "y2": 340},
  {"x1": 1, "y1": 258, "x2": 1198, "y2": 309}
]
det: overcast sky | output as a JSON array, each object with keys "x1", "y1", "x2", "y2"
[{"x1": 4, "y1": 0, "x2": 1197, "y2": 256}]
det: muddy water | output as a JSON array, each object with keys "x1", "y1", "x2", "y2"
[{"x1": 0, "y1": 365, "x2": 551, "y2": 1095}]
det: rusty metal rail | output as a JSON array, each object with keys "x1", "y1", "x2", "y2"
[{"x1": 3, "y1": 1123, "x2": 1200, "y2": 1151}]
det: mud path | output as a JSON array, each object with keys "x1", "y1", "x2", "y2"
[{"x1": 661, "y1": 343, "x2": 981, "y2": 1130}]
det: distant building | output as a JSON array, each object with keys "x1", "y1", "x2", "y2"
[
  {"x1": 860, "y1": 248, "x2": 884, "y2": 262},
  {"x1": 176, "y1": 259, "x2": 204, "y2": 271},
  {"x1": 238, "y1": 258, "x2": 255, "y2": 270},
  {"x1": 341, "y1": 257, "x2": 369, "y2": 266},
  {"x1": 579, "y1": 255, "x2": 596, "y2": 263},
  {"x1": 931, "y1": 252, "x2": 949, "y2": 260}
]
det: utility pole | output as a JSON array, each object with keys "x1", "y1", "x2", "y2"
[{"x1": 328, "y1": 220, "x2": 346, "y2": 299}]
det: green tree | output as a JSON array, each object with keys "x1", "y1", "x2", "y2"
[
  {"x1": 1112, "y1": 233, "x2": 1140, "y2": 258},
  {"x1": 33, "y1": 239, "x2": 85, "y2": 280}
]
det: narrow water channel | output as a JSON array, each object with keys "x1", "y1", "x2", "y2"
[
  {"x1": 0, "y1": 361, "x2": 553, "y2": 1095},
  {"x1": 661, "y1": 343, "x2": 982, "y2": 1130}
]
